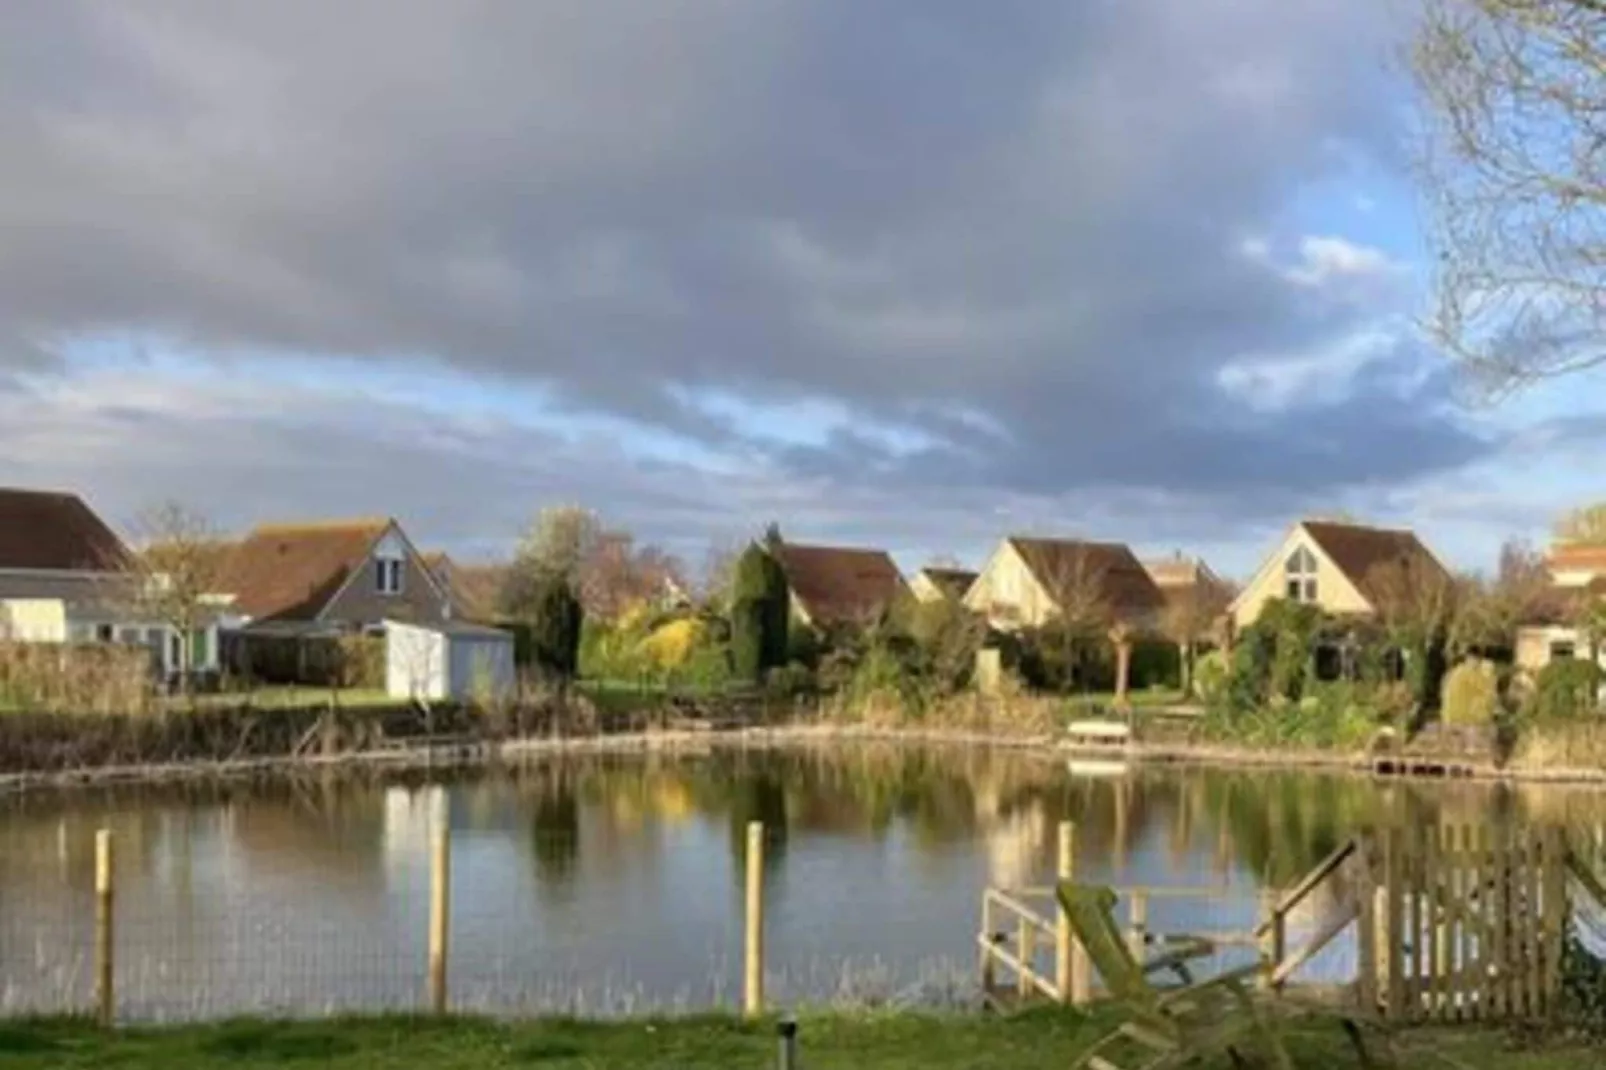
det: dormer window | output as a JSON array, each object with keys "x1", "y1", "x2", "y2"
[
  {"x1": 1285, "y1": 545, "x2": 1318, "y2": 602},
  {"x1": 376, "y1": 556, "x2": 404, "y2": 596}
]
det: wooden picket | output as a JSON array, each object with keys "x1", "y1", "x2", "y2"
[{"x1": 1360, "y1": 823, "x2": 1577, "y2": 1025}]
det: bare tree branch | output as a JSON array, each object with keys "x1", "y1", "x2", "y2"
[{"x1": 1411, "y1": 0, "x2": 1606, "y2": 391}]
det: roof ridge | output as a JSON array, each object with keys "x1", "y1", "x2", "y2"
[{"x1": 250, "y1": 517, "x2": 394, "y2": 535}]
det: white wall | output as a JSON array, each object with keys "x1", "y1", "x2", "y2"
[
  {"x1": 386, "y1": 621, "x2": 447, "y2": 699},
  {"x1": 447, "y1": 633, "x2": 515, "y2": 703}
]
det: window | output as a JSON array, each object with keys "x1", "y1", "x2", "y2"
[
  {"x1": 95, "y1": 623, "x2": 114, "y2": 643},
  {"x1": 376, "y1": 557, "x2": 404, "y2": 596},
  {"x1": 1551, "y1": 640, "x2": 1577, "y2": 661},
  {"x1": 1284, "y1": 545, "x2": 1318, "y2": 603}
]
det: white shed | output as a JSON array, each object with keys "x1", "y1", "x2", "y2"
[{"x1": 384, "y1": 619, "x2": 515, "y2": 703}]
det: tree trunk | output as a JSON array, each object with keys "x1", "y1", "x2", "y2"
[
  {"x1": 1114, "y1": 637, "x2": 1133, "y2": 710},
  {"x1": 1179, "y1": 640, "x2": 1193, "y2": 697}
]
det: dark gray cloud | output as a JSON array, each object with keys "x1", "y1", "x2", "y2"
[{"x1": 0, "y1": 1, "x2": 1492, "y2": 548}]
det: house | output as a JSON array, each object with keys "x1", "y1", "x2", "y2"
[
  {"x1": 1142, "y1": 552, "x2": 1234, "y2": 640},
  {"x1": 1227, "y1": 519, "x2": 1451, "y2": 633},
  {"x1": 384, "y1": 618, "x2": 515, "y2": 703},
  {"x1": 963, "y1": 536, "x2": 1167, "y2": 633},
  {"x1": 220, "y1": 517, "x2": 451, "y2": 636},
  {"x1": 0, "y1": 487, "x2": 219, "y2": 676},
  {"x1": 770, "y1": 542, "x2": 909, "y2": 630},
  {"x1": 910, "y1": 566, "x2": 978, "y2": 604},
  {"x1": 1513, "y1": 544, "x2": 1606, "y2": 676},
  {"x1": 422, "y1": 552, "x2": 506, "y2": 623}
]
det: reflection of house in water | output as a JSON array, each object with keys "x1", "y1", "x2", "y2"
[
  {"x1": 983, "y1": 800, "x2": 1046, "y2": 888},
  {"x1": 382, "y1": 784, "x2": 447, "y2": 873}
]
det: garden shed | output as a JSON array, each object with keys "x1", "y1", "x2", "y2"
[{"x1": 384, "y1": 619, "x2": 515, "y2": 702}]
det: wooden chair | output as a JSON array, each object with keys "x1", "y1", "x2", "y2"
[{"x1": 1058, "y1": 883, "x2": 1291, "y2": 1070}]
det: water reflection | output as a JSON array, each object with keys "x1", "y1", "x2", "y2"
[{"x1": 0, "y1": 746, "x2": 1601, "y2": 1018}]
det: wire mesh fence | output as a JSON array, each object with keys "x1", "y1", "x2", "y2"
[
  {"x1": 10, "y1": 778, "x2": 1595, "y2": 1025},
  {"x1": 0, "y1": 803, "x2": 1321, "y2": 1024}
]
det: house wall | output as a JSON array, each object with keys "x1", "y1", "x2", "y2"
[
  {"x1": 1230, "y1": 527, "x2": 1372, "y2": 631},
  {"x1": 1513, "y1": 625, "x2": 1600, "y2": 676},
  {"x1": 446, "y1": 633, "x2": 515, "y2": 702},
  {"x1": 0, "y1": 599, "x2": 68, "y2": 641},
  {"x1": 963, "y1": 540, "x2": 1054, "y2": 629},
  {"x1": 322, "y1": 530, "x2": 451, "y2": 630},
  {"x1": 1551, "y1": 567, "x2": 1604, "y2": 588},
  {"x1": 386, "y1": 621, "x2": 448, "y2": 699}
]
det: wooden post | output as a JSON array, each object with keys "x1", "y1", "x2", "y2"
[
  {"x1": 1054, "y1": 821, "x2": 1073, "y2": 1003},
  {"x1": 1357, "y1": 857, "x2": 1378, "y2": 1013},
  {"x1": 428, "y1": 800, "x2": 451, "y2": 1014},
  {"x1": 1258, "y1": 888, "x2": 1282, "y2": 989},
  {"x1": 744, "y1": 820, "x2": 765, "y2": 1018},
  {"x1": 1542, "y1": 825, "x2": 1565, "y2": 1023},
  {"x1": 981, "y1": 891, "x2": 996, "y2": 996},
  {"x1": 1128, "y1": 890, "x2": 1149, "y2": 961},
  {"x1": 1017, "y1": 912, "x2": 1034, "y2": 997},
  {"x1": 1113, "y1": 636, "x2": 1133, "y2": 709},
  {"x1": 94, "y1": 829, "x2": 114, "y2": 1028},
  {"x1": 1382, "y1": 829, "x2": 1404, "y2": 1021}
]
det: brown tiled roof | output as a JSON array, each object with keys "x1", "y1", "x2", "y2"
[
  {"x1": 773, "y1": 542, "x2": 907, "y2": 626},
  {"x1": 222, "y1": 519, "x2": 391, "y2": 621},
  {"x1": 1008, "y1": 537, "x2": 1166, "y2": 619},
  {"x1": 424, "y1": 553, "x2": 506, "y2": 622},
  {"x1": 0, "y1": 488, "x2": 129, "y2": 572},
  {"x1": 1547, "y1": 544, "x2": 1606, "y2": 573},
  {"x1": 1301, "y1": 520, "x2": 1449, "y2": 604},
  {"x1": 917, "y1": 567, "x2": 978, "y2": 600}
]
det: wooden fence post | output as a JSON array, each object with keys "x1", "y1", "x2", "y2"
[
  {"x1": 94, "y1": 829, "x2": 114, "y2": 1028},
  {"x1": 1257, "y1": 888, "x2": 1282, "y2": 990},
  {"x1": 428, "y1": 798, "x2": 451, "y2": 1014},
  {"x1": 1128, "y1": 891, "x2": 1149, "y2": 961},
  {"x1": 1382, "y1": 828, "x2": 1404, "y2": 1021},
  {"x1": 744, "y1": 821, "x2": 765, "y2": 1018},
  {"x1": 1054, "y1": 822, "x2": 1073, "y2": 1003}
]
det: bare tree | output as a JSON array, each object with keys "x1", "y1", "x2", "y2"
[
  {"x1": 1037, "y1": 546, "x2": 1115, "y2": 693},
  {"x1": 1366, "y1": 552, "x2": 1460, "y2": 647},
  {"x1": 1555, "y1": 502, "x2": 1606, "y2": 546},
  {"x1": 582, "y1": 529, "x2": 687, "y2": 620},
  {"x1": 696, "y1": 539, "x2": 743, "y2": 609},
  {"x1": 126, "y1": 501, "x2": 230, "y2": 691},
  {"x1": 1411, "y1": 0, "x2": 1606, "y2": 390},
  {"x1": 1159, "y1": 578, "x2": 1235, "y2": 697}
]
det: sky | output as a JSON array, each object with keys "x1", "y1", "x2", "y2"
[{"x1": 1, "y1": 1, "x2": 1602, "y2": 581}]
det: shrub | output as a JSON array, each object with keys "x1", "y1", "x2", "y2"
[
  {"x1": 640, "y1": 617, "x2": 705, "y2": 669},
  {"x1": 1529, "y1": 658, "x2": 1602, "y2": 722},
  {"x1": 901, "y1": 598, "x2": 987, "y2": 695},
  {"x1": 731, "y1": 544, "x2": 788, "y2": 682},
  {"x1": 1194, "y1": 650, "x2": 1230, "y2": 707},
  {"x1": 1441, "y1": 658, "x2": 1500, "y2": 726},
  {"x1": 528, "y1": 574, "x2": 583, "y2": 680}
]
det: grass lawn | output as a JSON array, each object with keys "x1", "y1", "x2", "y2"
[
  {"x1": 177, "y1": 686, "x2": 399, "y2": 711},
  {"x1": 0, "y1": 1010, "x2": 1596, "y2": 1070}
]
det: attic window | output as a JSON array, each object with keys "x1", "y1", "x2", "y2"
[
  {"x1": 376, "y1": 557, "x2": 404, "y2": 596},
  {"x1": 1284, "y1": 545, "x2": 1318, "y2": 603}
]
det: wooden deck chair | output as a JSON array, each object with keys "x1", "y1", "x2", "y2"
[{"x1": 1058, "y1": 883, "x2": 1290, "y2": 1070}]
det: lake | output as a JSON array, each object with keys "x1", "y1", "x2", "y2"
[{"x1": 0, "y1": 744, "x2": 1599, "y2": 1020}]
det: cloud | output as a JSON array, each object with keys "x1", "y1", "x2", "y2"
[{"x1": 0, "y1": 1, "x2": 1501, "y2": 562}]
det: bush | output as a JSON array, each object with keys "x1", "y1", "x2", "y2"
[
  {"x1": 1529, "y1": 658, "x2": 1602, "y2": 722},
  {"x1": 1441, "y1": 658, "x2": 1500, "y2": 726},
  {"x1": 528, "y1": 574, "x2": 583, "y2": 680},
  {"x1": 1194, "y1": 650, "x2": 1230, "y2": 708},
  {"x1": 731, "y1": 544, "x2": 788, "y2": 682},
  {"x1": 901, "y1": 599, "x2": 987, "y2": 695}
]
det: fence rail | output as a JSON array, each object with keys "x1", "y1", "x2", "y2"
[{"x1": 980, "y1": 822, "x2": 1606, "y2": 1026}]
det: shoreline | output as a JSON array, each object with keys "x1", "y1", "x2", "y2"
[{"x1": 2, "y1": 717, "x2": 1603, "y2": 794}]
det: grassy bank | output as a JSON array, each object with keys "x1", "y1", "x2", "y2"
[{"x1": 0, "y1": 1010, "x2": 1596, "y2": 1069}]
